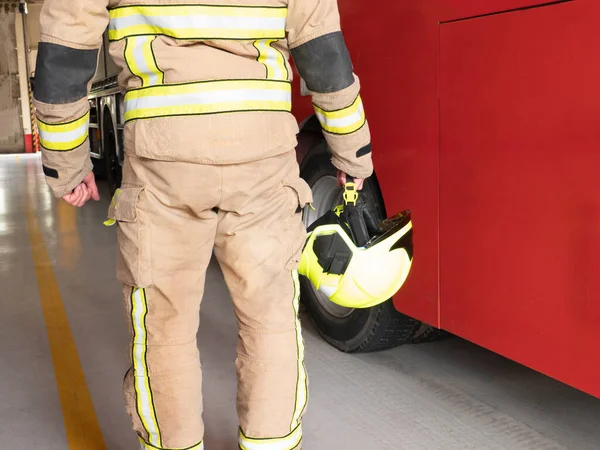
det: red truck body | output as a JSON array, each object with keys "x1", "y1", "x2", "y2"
[{"x1": 292, "y1": 0, "x2": 600, "y2": 398}]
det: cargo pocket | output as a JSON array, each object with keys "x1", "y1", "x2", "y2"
[
  {"x1": 107, "y1": 186, "x2": 153, "y2": 288},
  {"x1": 282, "y1": 177, "x2": 313, "y2": 216},
  {"x1": 282, "y1": 178, "x2": 313, "y2": 269}
]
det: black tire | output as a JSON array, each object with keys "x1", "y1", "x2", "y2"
[
  {"x1": 103, "y1": 109, "x2": 122, "y2": 197},
  {"x1": 92, "y1": 157, "x2": 106, "y2": 180},
  {"x1": 410, "y1": 323, "x2": 451, "y2": 344},
  {"x1": 299, "y1": 143, "x2": 420, "y2": 353}
]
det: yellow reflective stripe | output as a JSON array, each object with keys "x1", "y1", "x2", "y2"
[
  {"x1": 314, "y1": 95, "x2": 367, "y2": 135},
  {"x1": 255, "y1": 39, "x2": 288, "y2": 81},
  {"x1": 131, "y1": 288, "x2": 162, "y2": 448},
  {"x1": 108, "y1": 5, "x2": 287, "y2": 41},
  {"x1": 138, "y1": 436, "x2": 204, "y2": 450},
  {"x1": 123, "y1": 80, "x2": 292, "y2": 122},
  {"x1": 290, "y1": 270, "x2": 308, "y2": 430},
  {"x1": 125, "y1": 36, "x2": 164, "y2": 87},
  {"x1": 37, "y1": 112, "x2": 89, "y2": 151},
  {"x1": 239, "y1": 424, "x2": 302, "y2": 450}
]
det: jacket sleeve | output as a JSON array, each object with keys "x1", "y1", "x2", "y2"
[
  {"x1": 32, "y1": 1, "x2": 109, "y2": 198},
  {"x1": 287, "y1": 0, "x2": 373, "y2": 179}
]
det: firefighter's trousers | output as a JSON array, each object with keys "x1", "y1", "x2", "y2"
[{"x1": 108, "y1": 150, "x2": 312, "y2": 450}]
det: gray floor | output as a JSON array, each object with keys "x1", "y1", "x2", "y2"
[{"x1": 2, "y1": 154, "x2": 600, "y2": 450}]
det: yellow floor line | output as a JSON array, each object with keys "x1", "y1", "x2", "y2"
[{"x1": 26, "y1": 197, "x2": 107, "y2": 450}]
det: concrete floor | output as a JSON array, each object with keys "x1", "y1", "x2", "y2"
[{"x1": 2, "y1": 153, "x2": 600, "y2": 450}]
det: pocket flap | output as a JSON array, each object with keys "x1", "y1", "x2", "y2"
[
  {"x1": 108, "y1": 187, "x2": 144, "y2": 223},
  {"x1": 284, "y1": 178, "x2": 313, "y2": 209}
]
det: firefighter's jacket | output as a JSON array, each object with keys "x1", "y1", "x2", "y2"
[{"x1": 33, "y1": 0, "x2": 373, "y2": 198}]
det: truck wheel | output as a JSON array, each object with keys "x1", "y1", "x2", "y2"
[
  {"x1": 410, "y1": 323, "x2": 450, "y2": 344},
  {"x1": 299, "y1": 145, "x2": 420, "y2": 353},
  {"x1": 103, "y1": 110, "x2": 122, "y2": 197}
]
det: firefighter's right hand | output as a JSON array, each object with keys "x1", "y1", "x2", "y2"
[
  {"x1": 337, "y1": 170, "x2": 365, "y2": 190},
  {"x1": 62, "y1": 171, "x2": 100, "y2": 208}
]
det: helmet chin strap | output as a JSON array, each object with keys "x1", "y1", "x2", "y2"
[{"x1": 342, "y1": 178, "x2": 381, "y2": 247}]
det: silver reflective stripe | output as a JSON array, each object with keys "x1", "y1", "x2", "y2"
[
  {"x1": 110, "y1": 14, "x2": 286, "y2": 36},
  {"x1": 38, "y1": 121, "x2": 88, "y2": 144},
  {"x1": 290, "y1": 269, "x2": 308, "y2": 429},
  {"x1": 316, "y1": 102, "x2": 365, "y2": 129},
  {"x1": 131, "y1": 288, "x2": 162, "y2": 448},
  {"x1": 139, "y1": 437, "x2": 204, "y2": 450},
  {"x1": 239, "y1": 424, "x2": 302, "y2": 450},
  {"x1": 126, "y1": 88, "x2": 290, "y2": 111},
  {"x1": 132, "y1": 36, "x2": 161, "y2": 86},
  {"x1": 255, "y1": 39, "x2": 287, "y2": 81}
]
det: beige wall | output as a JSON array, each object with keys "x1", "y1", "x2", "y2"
[{"x1": 0, "y1": 9, "x2": 23, "y2": 152}]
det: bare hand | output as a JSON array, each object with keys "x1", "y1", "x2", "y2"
[
  {"x1": 337, "y1": 170, "x2": 365, "y2": 190},
  {"x1": 62, "y1": 171, "x2": 100, "y2": 207}
]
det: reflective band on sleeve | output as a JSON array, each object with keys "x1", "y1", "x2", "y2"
[
  {"x1": 139, "y1": 436, "x2": 204, "y2": 450},
  {"x1": 131, "y1": 288, "x2": 162, "y2": 448},
  {"x1": 239, "y1": 423, "x2": 302, "y2": 450},
  {"x1": 314, "y1": 95, "x2": 366, "y2": 135},
  {"x1": 290, "y1": 270, "x2": 308, "y2": 431},
  {"x1": 109, "y1": 5, "x2": 287, "y2": 41},
  {"x1": 125, "y1": 36, "x2": 164, "y2": 87},
  {"x1": 37, "y1": 112, "x2": 90, "y2": 151},
  {"x1": 123, "y1": 79, "x2": 292, "y2": 122},
  {"x1": 255, "y1": 39, "x2": 288, "y2": 81}
]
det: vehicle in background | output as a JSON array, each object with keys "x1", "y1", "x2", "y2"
[
  {"x1": 88, "y1": 32, "x2": 123, "y2": 197},
  {"x1": 90, "y1": 0, "x2": 600, "y2": 399},
  {"x1": 291, "y1": 0, "x2": 600, "y2": 399}
]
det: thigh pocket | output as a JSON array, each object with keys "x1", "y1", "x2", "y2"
[
  {"x1": 282, "y1": 178, "x2": 313, "y2": 269},
  {"x1": 282, "y1": 178, "x2": 313, "y2": 216},
  {"x1": 108, "y1": 187, "x2": 153, "y2": 287}
]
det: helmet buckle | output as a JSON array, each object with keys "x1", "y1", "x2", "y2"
[{"x1": 343, "y1": 182, "x2": 359, "y2": 206}]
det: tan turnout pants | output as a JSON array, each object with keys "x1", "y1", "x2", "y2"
[{"x1": 108, "y1": 150, "x2": 312, "y2": 450}]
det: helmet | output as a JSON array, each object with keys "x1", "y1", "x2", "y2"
[{"x1": 298, "y1": 180, "x2": 413, "y2": 309}]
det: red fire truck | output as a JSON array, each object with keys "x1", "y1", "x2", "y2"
[
  {"x1": 292, "y1": 0, "x2": 600, "y2": 399},
  {"x1": 89, "y1": 0, "x2": 600, "y2": 399}
]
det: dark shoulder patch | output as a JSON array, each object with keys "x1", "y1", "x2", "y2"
[
  {"x1": 34, "y1": 43, "x2": 99, "y2": 104},
  {"x1": 291, "y1": 32, "x2": 355, "y2": 94}
]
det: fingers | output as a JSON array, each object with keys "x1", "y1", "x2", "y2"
[
  {"x1": 62, "y1": 184, "x2": 91, "y2": 207},
  {"x1": 337, "y1": 170, "x2": 346, "y2": 187},
  {"x1": 63, "y1": 186, "x2": 82, "y2": 206},
  {"x1": 61, "y1": 170, "x2": 101, "y2": 207},
  {"x1": 74, "y1": 185, "x2": 88, "y2": 207},
  {"x1": 338, "y1": 170, "x2": 365, "y2": 191},
  {"x1": 86, "y1": 176, "x2": 101, "y2": 201}
]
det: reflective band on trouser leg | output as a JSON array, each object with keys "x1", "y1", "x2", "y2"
[
  {"x1": 131, "y1": 288, "x2": 162, "y2": 448},
  {"x1": 290, "y1": 270, "x2": 307, "y2": 430},
  {"x1": 239, "y1": 424, "x2": 302, "y2": 450},
  {"x1": 123, "y1": 80, "x2": 292, "y2": 122},
  {"x1": 37, "y1": 112, "x2": 90, "y2": 151},
  {"x1": 237, "y1": 271, "x2": 306, "y2": 450},
  {"x1": 255, "y1": 39, "x2": 288, "y2": 81},
  {"x1": 314, "y1": 95, "x2": 366, "y2": 135},
  {"x1": 125, "y1": 36, "x2": 164, "y2": 87},
  {"x1": 108, "y1": 5, "x2": 287, "y2": 41},
  {"x1": 138, "y1": 436, "x2": 204, "y2": 450}
]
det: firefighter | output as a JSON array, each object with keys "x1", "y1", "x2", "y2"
[{"x1": 33, "y1": 1, "x2": 373, "y2": 449}]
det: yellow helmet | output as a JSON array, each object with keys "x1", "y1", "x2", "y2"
[{"x1": 298, "y1": 181, "x2": 413, "y2": 309}]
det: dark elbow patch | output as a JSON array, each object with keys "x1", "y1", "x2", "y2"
[
  {"x1": 356, "y1": 144, "x2": 372, "y2": 158},
  {"x1": 42, "y1": 165, "x2": 59, "y2": 179},
  {"x1": 34, "y1": 43, "x2": 99, "y2": 104},
  {"x1": 291, "y1": 32, "x2": 355, "y2": 94}
]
